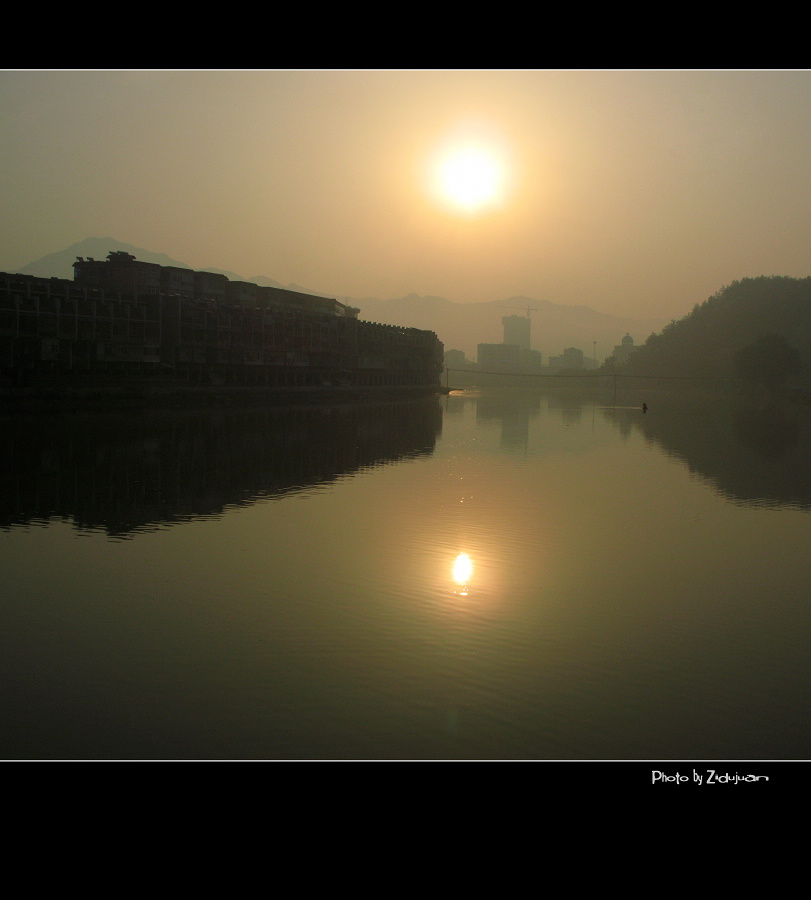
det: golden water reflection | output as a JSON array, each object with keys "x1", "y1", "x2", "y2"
[{"x1": 452, "y1": 552, "x2": 473, "y2": 595}]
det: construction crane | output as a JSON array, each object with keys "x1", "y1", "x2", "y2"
[{"x1": 498, "y1": 305, "x2": 538, "y2": 318}]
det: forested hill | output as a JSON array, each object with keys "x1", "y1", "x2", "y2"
[{"x1": 622, "y1": 276, "x2": 811, "y2": 381}]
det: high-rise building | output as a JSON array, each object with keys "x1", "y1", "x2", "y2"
[{"x1": 502, "y1": 315, "x2": 531, "y2": 351}]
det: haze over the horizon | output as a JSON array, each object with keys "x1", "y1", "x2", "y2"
[{"x1": 2, "y1": 69, "x2": 811, "y2": 322}]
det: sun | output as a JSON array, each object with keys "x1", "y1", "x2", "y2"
[{"x1": 433, "y1": 142, "x2": 505, "y2": 214}]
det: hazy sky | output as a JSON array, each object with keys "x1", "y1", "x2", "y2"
[{"x1": 2, "y1": 69, "x2": 811, "y2": 321}]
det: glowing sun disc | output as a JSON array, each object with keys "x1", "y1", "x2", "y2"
[{"x1": 436, "y1": 145, "x2": 503, "y2": 212}]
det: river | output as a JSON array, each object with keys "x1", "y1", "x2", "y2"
[{"x1": 1, "y1": 384, "x2": 809, "y2": 760}]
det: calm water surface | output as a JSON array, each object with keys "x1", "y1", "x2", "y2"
[{"x1": 2, "y1": 386, "x2": 810, "y2": 759}]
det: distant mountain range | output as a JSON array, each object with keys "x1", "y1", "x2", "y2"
[
  {"x1": 17, "y1": 237, "x2": 292, "y2": 290},
  {"x1": 16, "y1": 237, "x2": 669, "y2": 362}
]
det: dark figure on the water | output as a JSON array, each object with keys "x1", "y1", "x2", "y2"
[{"x1": 642, "y1": 403, "x2": 648, "y2": 413}]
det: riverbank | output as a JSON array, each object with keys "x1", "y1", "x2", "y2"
[{"x1": 0, "y1": 379, "x2": 446, "y2": 414}]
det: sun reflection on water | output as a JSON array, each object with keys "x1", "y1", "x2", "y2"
[{"x1": 452, "y1": 552, "x2": 473, "y2": 595}]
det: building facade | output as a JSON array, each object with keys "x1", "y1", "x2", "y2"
[
  {"x1": 0, "y1": 252, "x2": 443, "y2": 390},
  {"x1": 477, "y1": 342, "x2": 542, "y2": 374},
  {"x1": 548, "y1": 347, "x2": 585, "y2": 371}
]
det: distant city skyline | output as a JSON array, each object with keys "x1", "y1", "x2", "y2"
[{"x1": 3, "y1": 69, "x2": 811, "y2": 326}]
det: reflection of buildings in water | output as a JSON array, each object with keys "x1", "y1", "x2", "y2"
[
  {"x1": 0, "y1": 399, "x2": 443, "y2": 536},
  {"x1": 442, "y1": 392, "x2": 469, "y2": 416},
  {"x1": 560, "y1": 406, "x2": 582, "y2": 428},
  {"x1": 545, "y1": 391, "x2": 585, "y2": 428},
  {"x1": 501, "y1": 415, "x2": 529, "y2": 449},
  {"x1": 475, "y1": 390, "x2": 540, "y2": 450}
]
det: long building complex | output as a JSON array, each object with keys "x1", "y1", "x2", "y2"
[{"x1": 0, "y1": 251, "x2": 444, "y2": 391}]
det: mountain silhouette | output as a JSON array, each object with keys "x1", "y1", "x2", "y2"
[
  {"x1": 16, "y1": 237, "x2": 668, "y2": 362},
  {"x1": 16, "y1": 237, "x2": 285, "y2": 287},
  {"x1": 339, "y1": 292, "x2": 666, "y2": 362}
]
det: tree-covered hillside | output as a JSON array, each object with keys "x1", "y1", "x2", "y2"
[{"x1": 621, "y1": 276, "x2": 811, "y2": 383}]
